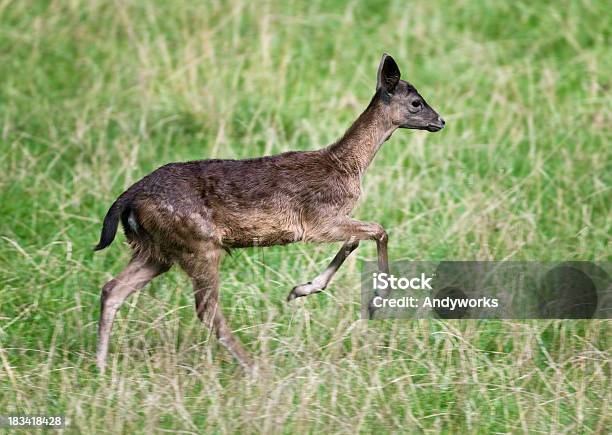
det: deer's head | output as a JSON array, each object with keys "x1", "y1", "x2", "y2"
[{"x1": 376, "y1": 53, "x2": 445, "y2": 132}]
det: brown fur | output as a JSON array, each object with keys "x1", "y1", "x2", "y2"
[{"x1": 95, "y1": 53, "x2": 444, "y2": 373}]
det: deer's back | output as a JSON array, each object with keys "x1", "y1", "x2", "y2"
[{"x1": 125, "y1": 149, "x2": 361, "y2": 251}]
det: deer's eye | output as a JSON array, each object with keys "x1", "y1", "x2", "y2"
[{"x1": 411, "y1": 100, "x2": 422, "y2": 108}]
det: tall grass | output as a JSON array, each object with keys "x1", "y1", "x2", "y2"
[{"x1": 0, "y1": 0, "x2": 610, "y2": 432}]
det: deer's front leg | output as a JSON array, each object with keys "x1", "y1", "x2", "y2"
[
  {"x1": 333, "y1": 218, "x2": 389, "y2": 274},
  {"x1": 287, "y1": 218, "x2": 389, "y2": 301},
  {"x1": 287, "y1": 239, "x2": 359, "y2": 301}
]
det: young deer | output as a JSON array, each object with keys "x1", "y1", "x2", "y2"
[{"x1": 94, "y1": 53, "x2": 445, "y2": 373}]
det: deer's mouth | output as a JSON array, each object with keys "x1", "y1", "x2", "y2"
[
  {"x1": 401, "y1": 118, "x2": 445, "y2": 131},
  {"x1": 425, "y1": 117, "x2": 446, "y2": 132}
]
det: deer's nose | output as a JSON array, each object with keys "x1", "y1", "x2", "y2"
[{"x1": 438, "y1": 117, "x2": 446, "y2": 127}]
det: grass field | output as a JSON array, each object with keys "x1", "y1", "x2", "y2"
[{"x1": 0, "y1": 0, "x2": 610, "y2": 432}]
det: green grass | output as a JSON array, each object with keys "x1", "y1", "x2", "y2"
[{"x1": 0, "y1": 0, "x2": 610, "y2": 432}]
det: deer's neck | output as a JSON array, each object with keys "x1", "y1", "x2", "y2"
[{"x1": 327, "y1": 96, "x2": 397, "y2": 178}]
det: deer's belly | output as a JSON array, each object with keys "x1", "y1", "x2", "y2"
[
  {"x1": 219, "y1": 212, "x2": 304, "y2": 248},
  {"x1": 223, "y1": 231, "x2": 301, "y2": 248},
  {"x1": 222, "y1": 226, "x2": 303, "y2": 248}
]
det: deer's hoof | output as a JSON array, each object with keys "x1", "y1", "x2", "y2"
[
  {"x1": 367, "y1": 303, "x2": 378, "y2": 319},
  {"x1": 287, "y1": 282, "x2": 321, "y2": 302},
  {"x1": 245, "y1": 363, "x2": 260, "y2": 379}
]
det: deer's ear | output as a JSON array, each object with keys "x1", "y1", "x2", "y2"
[{"x1": 376, "y1": 53, "x2": 401, "y2": 93}]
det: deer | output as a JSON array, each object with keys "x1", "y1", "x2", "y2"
[{"x1": 94, "y1": 53, "x2": 445, "y2": 373}]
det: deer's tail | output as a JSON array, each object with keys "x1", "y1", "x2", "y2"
[{"x1": 94, "y1": 195, "x2": 131, "y2": 251}]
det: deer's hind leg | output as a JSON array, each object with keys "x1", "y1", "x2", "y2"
[
  {"x1": 96, "y1": 254, "x2": 171, "y2": 374},
  {"x1": 178, "y1": 246, "x2": 254, "y2": 371}
]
